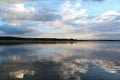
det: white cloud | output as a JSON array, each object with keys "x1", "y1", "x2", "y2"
[
  {"x1": 0, "y1": 3, "x2": 60, "y2": 22},
  {"x1": 10, "y1": 4, "x2": 35, "y2": 12},
  {"x1": 10, "y1": 4, "x2": 26, "y2": 12},
  {"x1": 93, "y1": 11, "x2": 120, "y2": 22},
  {"x1": 0, "y1": 4, "x2": 35, "y2": 21},
  {"x1": 59, "y1": 0, "x2": 88, "y2": 23}
]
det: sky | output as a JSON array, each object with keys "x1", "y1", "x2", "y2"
[{"x1": 0, "y1": 0, "x2": 120, "y2": 39}]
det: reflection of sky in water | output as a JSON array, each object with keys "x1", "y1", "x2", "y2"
[{"x1": 0, "y1": 42, "x2": 120, "y2": 80}]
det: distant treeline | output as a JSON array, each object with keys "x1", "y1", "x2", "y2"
[
  {"x1": 0, "y1": 36, "x2": 78, "y2": 41},
  {"x1": 0, "y1": 36, "x2": 120, "y2": 42}
]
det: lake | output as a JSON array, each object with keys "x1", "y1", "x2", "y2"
[{"x1": 0, "y1": 41, "x2": 120, "y2": 80}]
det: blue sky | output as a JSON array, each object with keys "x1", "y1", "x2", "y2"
[{"x1": 0, "y1": 0, "x2": 120, "y2": 39}]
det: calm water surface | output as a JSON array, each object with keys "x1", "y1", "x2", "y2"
[{"x1": 0, "y1": 42, "x2": 120, "y2": 80}]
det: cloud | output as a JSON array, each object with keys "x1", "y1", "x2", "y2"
[
  {"x1": 0, "y1": 0, "x2": 40, "y2": 4},
  {"x1": 71, "y1": 20, "x2": 120, "y2": 39},
  {"x1": 38, "y1": 32, "x2": 96, "y2": 39},
  {"x1": 0, "y1": 3, "x2": 60, "y2": 22},
  {"x1": 0, "y1": 0, "x2": 119, "y2": 39},
  {"x1": 90, "y1": 11, "x2": 120, "y2": 39},
  {"x1": 59, "y1": 1, "x2": 87, "y2": 23},
  {"x1": 93, "y1": 11, "x2": 120, "y2": 22},
  {"x1": 92, "y1": 0, "x2": 104, "y2": 1},
  {"x1": 90, "y1": 21, "x2": 120, "y2": 32},
  {"x1": 63, "y1": 10, "x2": 120, "y2": 39},
  {"x1": 49, "y1": 20, "x2": 73, "y2": 31},
  {"x1": 97, "y1": 33, "x2": 120, "y2": 39},
  {"x1": 0, "y1": 23, "x2": 36, "y2": 35},
  {"x1": 83, "y1": 0, "x2": 105, "y2": 2}
]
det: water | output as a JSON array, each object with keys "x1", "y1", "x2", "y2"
[{"x1": 0, "y1": 41, "x2": 120, "y2": 80}]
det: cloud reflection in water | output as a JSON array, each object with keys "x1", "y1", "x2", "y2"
[{"x1": 0, "y1": 42, "x2": 120, "y2": 80}]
